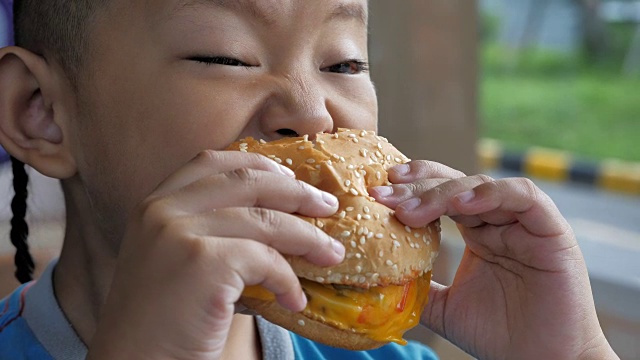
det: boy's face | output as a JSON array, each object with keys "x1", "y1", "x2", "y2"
[{"x1": 69, "y1": 0, "x2": 377, "y2": 230}]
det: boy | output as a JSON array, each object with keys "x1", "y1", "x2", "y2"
[{"x1": 0, "y1": 0, "x2": 619, "y2": 359}]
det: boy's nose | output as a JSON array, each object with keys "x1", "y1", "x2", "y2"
[{"x1": 257, "y1": 74, "x2": 334, "y2": 140}]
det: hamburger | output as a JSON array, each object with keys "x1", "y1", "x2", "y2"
[{"x1": 227, "y1": 128, "x2": 440, "y2": 350}]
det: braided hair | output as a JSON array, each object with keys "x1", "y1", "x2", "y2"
[{"x1": 10, "y1": 156, "x2": 34, "y2": 284}]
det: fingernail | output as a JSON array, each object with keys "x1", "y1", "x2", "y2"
[
  {"x1": 372, "y1": 186, "x2": 393, "y2": 197},
  {"x1": 279, "y1": 165, "x2": 295, "y2": 177},
  {"x1": 322, "y1": 192, "x2": 339, "y2": 207},
  {"x1": 392, "y1": 164, "x2": 410, "y2": 176},
  {"x1": 299, "y1": 289, "x2": 309, "y2": 309},
  {"x1": 456, "y1": 190, "x2": 475, "y2": 204},
  {"x1": 399, "y1": 198, "x2": 421, "y2": 212},
  {"x1": 332, "y1": 239, "x2": 345, "y2": 258}
]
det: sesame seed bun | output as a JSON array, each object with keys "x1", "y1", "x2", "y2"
[{"x1": 227, "y1": 128, "x2": 440, "y2": 349}]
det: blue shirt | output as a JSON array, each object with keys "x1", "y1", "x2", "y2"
[{"x1": 0, "y1": 262, "x2": 438, "y2": 360}]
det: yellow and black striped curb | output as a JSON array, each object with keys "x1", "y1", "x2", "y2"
[{"x1": 479, "y1": 139, "x2": 640, "y2": 196}]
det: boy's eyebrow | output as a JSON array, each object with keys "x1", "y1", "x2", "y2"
[{"x1": 175, "y1": 0, "x2": 367, "y2": 26}]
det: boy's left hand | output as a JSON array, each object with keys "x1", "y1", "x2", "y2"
[{"x1": 370, "y1": 161, "x2": 617, "y2": 360}]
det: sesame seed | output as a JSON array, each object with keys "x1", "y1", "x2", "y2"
[
  {"x1": 298, "y1": 319, "x2": 306, "y2": 326},
  {"x1": 393, "y1": 240, "x2": 401, "y2": 248},
  {"x1": 357, "y1": 227, "x2": 364, "y2": 235},
  {"x1": 286, "y1": 158, "x2": 293, "y2": 165},
  {"x1": 354, "y1": 171, "x2": 361, "y2": 178},
  {"x1": 315, "y1": 165, "x2": 321, "y2": 170},
  {"x1": 333, "y1": 133, "x2": 339, "y2": 139},
  {"x1": 358, "y1": 276, "x2": 366, "y2": 283},
  {"x1": 355, "y1": 253, "x2": 362, "y2": 259},
  {"x1": 355, "y1": 265, "x2": 362, "y2": 273},
  {"x1": 386, "y1": 260, "x2": 393, "y2": 266},
  {"x1": 274, "y1": 158, "x2": 282, "y2": 164},
  {"x1": 359, "y1": 236, "x2": 366, "y2": 245},
  {"x1": 340, "y1": 157, "x2": 346, "y2": 163},
  {"x1": 395, "y1": 157, "x2": 402, "y2": 163},
  {"x1": 410, "y1": 243, "x2": 416, "y2": 248},
  {"x1": 360, "y1": 149, "x2": 368, "y2": 157},
  {"x1": 363, "y1": 206, "x2": 370, "y2": 214},
  {"x1": 240, "y1": 142, "x2": 249, "y2": 148},
  {"x1": 362, "y1": 214, "x2": 371, "y2": 220},
  {"x1": 306, "y1": 159, "x2": 316, "y2": 164},
  {"x1": 374, "y1": 213, "x2": 380, "y2": 220},
  {"x1": 298, "y1": 146, "x2": 305, "y2": 150},
  {"x1": 350, "y1": 188, "x2": 359, "y2": 196},
  {"x1": 414, "y1": 232, "x2": 420, "y2": 238},
  {"x1": 352, "y1": 138, "x2": 359, "y2": 143},
  {"x1": 390, "y1": 233, "x2": 398, "y2": 239},
  {"x1": 350, "y1": 241, "x2": 357, "y2": 248},
  {"x1": 345, "y1": 180, "x2": 352, "y2": 187},
  {"x1": 303, "y1": 135, "x2": 309, "y2": 141},
  {"x1": 346, "y1": 253, "x2": 354, "y2": 259},
  {"x1": 363, "y1": 227, "x2": 369, "y2": 235},
  {"x1": 339, "y1": 211, "x2": 346, "y2": 219},
  {"x1": 360, "y1": 130, "x2": 367, "y2": 137},
  {"x1": 317, "y1": 140, "x2": 325, "y2": 144},
  {"x1": 371, "y1": 273, "x2": 380, "y2": 281},
  {"x1": 268, "y1": 154, "x2": 276, "y2": 158},
  {"x1": 392, "y1": 264, "x2": 398, "y2": 271},
  {"x1": 367, "y1": 232, "x2": 374, "y2": 239},
  {"x1": 375, "y1": 151, "x2": 383, "y2": 158},
  {"x1": 356, "y1": 214, "x2": 362, "y2": 221},
  {"x1": 317, "y1": 221, "x2": 324, "y2": 229},
  {"x1": 405, "y1": 226, "x2": 412, "y2": 233},
  {"x1": 332, "y1": 154, "x2": 340, "y2": 160},
  {"x1": 316, "y1": 277, "x2": 325, "y2": 282},
  {"x1": 386, "y1": 155, "x2": 392, "y2": 162},
  {"x1": 348, "y1": 134, "x2": 357, "y2": 138},
  {"x1": 377, "y1": 142, "x2": 383, "y2": 149},
  {"x1": 347, "y1": 165, "x2": 355, "y2": 170},
  {"x1": 375, "y1": 233, "x2": 384, "y2": 239},
  {"x1": 327, "y1": 160, "x2": 333, "y2": 166},
  {"x1": 378, "y1": 250, "x2": 384, "y2": 257},
  {"x1": 376, "y1": 171, "x2": 382, "y2": 180},
  {"x1": 259, "y1": 139, "x2": 266, "y2": 144},
  {"x1": 240, "y1": 148, "x2": 248, "y2": 153},
  {"x1": 341, "y1": 231, "x2": 351, "y2": 237},
  {"x1": 345, "y1": 206, "x2": 354, "y2": 211}
]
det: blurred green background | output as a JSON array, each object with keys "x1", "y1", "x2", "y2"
[{"x1": 480, "y1": 0, "x2": 640, "y2": 162}]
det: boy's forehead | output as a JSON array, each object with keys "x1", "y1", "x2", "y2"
[{"x1": 168, "y1": 0, "x2": 368, "y2": 25}]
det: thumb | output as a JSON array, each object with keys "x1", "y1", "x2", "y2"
[{"x1": 420, "y1": 280, "x2": 449, "y2": 339}]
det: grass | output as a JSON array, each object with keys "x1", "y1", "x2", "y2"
[{"x1": 480, "y1": 24, "x2": 640, "y2": 162}]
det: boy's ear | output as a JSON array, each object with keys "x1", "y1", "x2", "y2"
[{"x1": 0, "y1": 46, "x2": 76, "y2": 179}]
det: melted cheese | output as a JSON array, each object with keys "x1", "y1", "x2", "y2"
[{"x1": 242, "y1": 272, "x2": 431, "y2": 345}]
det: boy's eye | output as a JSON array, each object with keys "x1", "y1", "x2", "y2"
[
  {"x1": 322, "y1": 60, "x2": 369, "y2": 75},
  {"x1": 189, "y1": 56, "x2": 251, "y2": 67}
]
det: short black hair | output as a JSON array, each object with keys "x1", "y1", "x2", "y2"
[{"x1": 13, "y1": 0, "x2": 106, "y2": 85}]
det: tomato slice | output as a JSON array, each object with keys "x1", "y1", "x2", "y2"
[
  {"x1": 357, "y1": 304, "x2": 375, "y2": 324},
  {"x1": 396, "y1": 282, "x2": 412, "y2": 312}
]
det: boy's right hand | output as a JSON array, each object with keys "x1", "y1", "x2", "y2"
[{"x1": 86, "y1": 150, "x2": 344, "y2": 360}]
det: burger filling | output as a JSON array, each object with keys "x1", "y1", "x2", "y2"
[{"x1": 242, "y1": 272, "x2": 431, "y2": 345}]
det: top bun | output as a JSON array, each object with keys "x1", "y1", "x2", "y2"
[{"x1": 227, "y1": 129, "x2": 440, "y2": 287}]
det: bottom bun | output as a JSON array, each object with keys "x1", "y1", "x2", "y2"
[{"x1": 241, "y1": 296, "x2": 386, "y2": 351}]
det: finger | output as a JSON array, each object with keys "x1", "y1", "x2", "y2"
[
  {"x1": 167, "y1": 168, "x2": 339, "y2": 218},
  {"x1": 387, "y1": 161, "x2": 466, "y2": 184},
  {"x1": 193, "y1": 207, "x2": 345, "y2": 267},
  {"x1": 215, "y1": 237, "x2": 308, "y2": 312},
  {"x1": 369, "y1": 178, "x2": 450, "y2": 208},
  {"x1": 156, "y1": 150, "x2": 296, "y2": 195},
  {"x1": 452, "y1": 177, "x2": 571, "y2": 238},
  {"x1": 393, "y1": 174, "x2": 495, "y2": 228}
]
